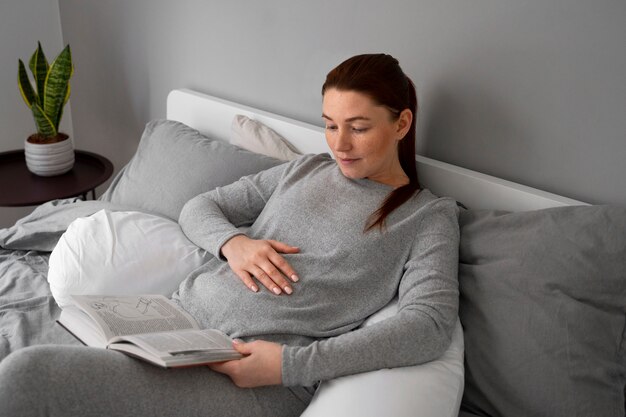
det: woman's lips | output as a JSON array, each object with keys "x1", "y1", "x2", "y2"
[{"x1": 339, "y1": 157, "x2": 359, "y2": 165}]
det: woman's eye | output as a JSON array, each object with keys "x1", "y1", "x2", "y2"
[
  {"x1": 325, "y1": 125, "x2": 338, "y2": 131},
  {"x1": 352, "y1": 127, "x2": 369, "y2": 133}
]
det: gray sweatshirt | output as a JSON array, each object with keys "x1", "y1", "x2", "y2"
[{"x1": 175, "y1": 153, "x2": 459, "y2": 387}]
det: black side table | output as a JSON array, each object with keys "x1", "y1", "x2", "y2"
[{"x1": 0, "y1": 149, "x2": 114, "y2": 207}]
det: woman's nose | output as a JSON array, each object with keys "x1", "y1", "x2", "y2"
[{"x1": 334, "y1": 129, "x2": 352, "y2": 152}]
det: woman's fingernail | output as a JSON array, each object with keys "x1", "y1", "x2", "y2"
[
  {"x1": 250, "y1": 284, "x2": 259, "y2": 292},
  {"x1": 284, "y1": 286, "x2": 293, "y2": 295},
  {"x1": 233, "y1": 339, "x2": 243, "y2": 344},
  {"x1": 291, "y1": 274, "x2": 299, "y2": 282},
  {"x1": 273, "y1": 287, "x2": 281, "y2": 295}
]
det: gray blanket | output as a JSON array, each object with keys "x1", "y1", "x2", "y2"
[{"x1": 0, "y1": 198, "x2": 139, "y2": 361}]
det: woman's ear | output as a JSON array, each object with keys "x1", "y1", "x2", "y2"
[{"x1": 396, "y1": 109, "x2": 413, "y2": 140}]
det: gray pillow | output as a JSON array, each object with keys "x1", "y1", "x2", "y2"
[
  {"x1": 458, "y1": 205, "x2": 626, "y2": 417},
  {"x1": 99, "y1": 120, "x2": 283, "y2": 220}
]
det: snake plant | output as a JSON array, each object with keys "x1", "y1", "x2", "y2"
[{"x1": 18, "y1": 42, "x2": 73, "y2": 140}]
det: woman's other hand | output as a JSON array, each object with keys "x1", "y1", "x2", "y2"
[
  {"x1": 208, "y1": 340, "x2": 283, "y2": 387},
  {"x1": 220, "y1": 235, "x2": 299, "y2": 295}
]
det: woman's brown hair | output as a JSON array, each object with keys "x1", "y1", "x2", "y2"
[{"x1": 322, "y1": 53, "x2": 420, "y2": 231}]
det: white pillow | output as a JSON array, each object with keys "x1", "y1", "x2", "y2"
[
  {"x1": 48, "y1": 209, "x2": 212, "y2": 307},
  {"x1": 301, "y1": 300, "x2": 465, "y2": 417},
  {"x1": 230, "y1": 115, "x2": 302, "y2": 161}
]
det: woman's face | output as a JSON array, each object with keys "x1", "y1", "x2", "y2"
[{"x1": 322, "y1": 88, "x2": 412, "y2": 187}]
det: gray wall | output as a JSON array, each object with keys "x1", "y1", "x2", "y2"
[
  {"x1": 0, "y1": 0, "x2": 71, "y2": 227},
  {"x1": 36, "y1": 1, "x2": 626, "y2": 220}
]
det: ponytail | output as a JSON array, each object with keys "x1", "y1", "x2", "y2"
[{"x1": 364, "y1": 77, "x2": 420, "y2": 231}]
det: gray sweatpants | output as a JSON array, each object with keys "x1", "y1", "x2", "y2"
[{"x1": 0, "y1": 345, "x2": 312, "y2": 417}]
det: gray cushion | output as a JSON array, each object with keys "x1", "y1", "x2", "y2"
[
  {"x1": 458, "y1": 205, "x2": 626, "y2": 417},
  {"x1": 99, "y1": 120, "x2": 283, "y2": 220}
]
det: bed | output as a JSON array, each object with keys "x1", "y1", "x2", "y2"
[{"x1": 0, "y1": 88, "x2": 624, "y2": 417}]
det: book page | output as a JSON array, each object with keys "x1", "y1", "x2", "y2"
[
  {"x1": 113, "y1": 328, "x2": 239, "y2": 356},
  {"x1": 70, "y1": 295, "x2": 200, "y2": 341}
]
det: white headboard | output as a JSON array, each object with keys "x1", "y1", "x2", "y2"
[{"x1": 167, "y1": 88, "x2": 586, "y2": 211}]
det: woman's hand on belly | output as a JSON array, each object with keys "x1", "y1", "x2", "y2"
[
  {"x1": 220, "y1": 235, "x2": 300, "y2": 295},
  {"x1": 208, "y1": 339, "x2": 283, "y2": 387}
]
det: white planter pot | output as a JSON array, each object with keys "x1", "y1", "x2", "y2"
[{"x1": 24, "y1": 135, "x2": 75, "y2": 176}]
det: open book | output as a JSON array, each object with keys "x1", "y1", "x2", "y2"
[{"x1": 57, "y1": 294, "x2": 242, "y2": 368}]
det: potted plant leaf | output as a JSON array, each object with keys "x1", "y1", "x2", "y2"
[{"x1": 18, "y1": 42, "x2": 74, "y2": 176}]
